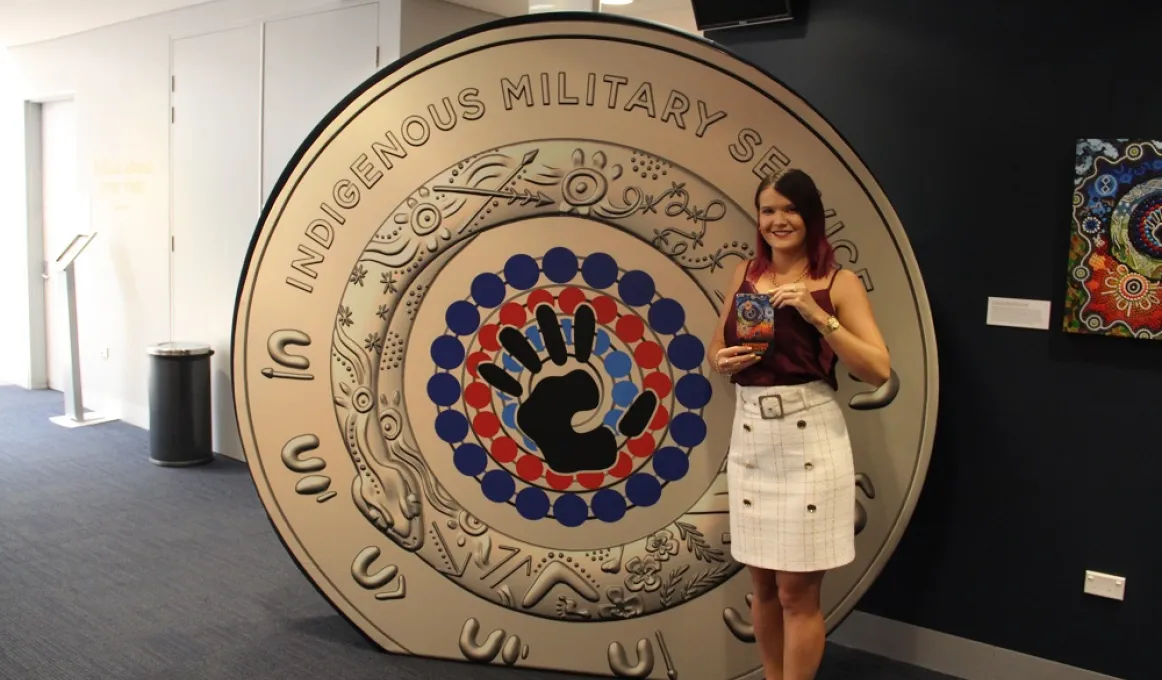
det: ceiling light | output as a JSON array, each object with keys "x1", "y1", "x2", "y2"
[
  {"x1": 529, "y1": 3, "x2": 554, "y2": 9},
  {"x1": 601, "y1": 0, "x2": 635, "y2": 5}
]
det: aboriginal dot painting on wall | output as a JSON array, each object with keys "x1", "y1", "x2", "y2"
[{"x1": 1065, "y1": 139, "x2": 1162, "y2": 340}]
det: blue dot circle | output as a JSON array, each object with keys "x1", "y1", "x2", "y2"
[
  {"x1": 649, "y1": 298, "x2": 686, "y2": 335},
  {"x1": 543, "y1": 247, "x2": 579, "y2": 284},
  {"x1": 431, "y1": 336, "x2": 465, "y2": 370},
  {"x1": 504, "y1": 254, "x2": 540, "y2": 290},
  {"x1": 502, "y1": 403, "x2": 519, "y2": 429},
  {"x1": 676, "y1": 374, "x2": 712, "y2": 410},
  {"x1": 594, "y1": 330, "x2": 612, "y2": 355},
  {"x1": 592, "y1": 489, "x2": 627, "y2": 523},
  {"x1": 515, "y1": 488, "x2": 550, "y2": 520},
  {"x1": 554, "y1": 495, "x2": 589, "y2": 528},
  {"x1": 482, "y1": 470, "x2": 516, "y2": 503},
  {"x1": 612, "y1": 381, "x2": 639, "y2": 407},
  {"x1": 668, "y1": 335, "x2": 704, "y2": 371},
  {"x1": 604, "y1": 351, "x2": 632, "y2": 379},
  {"x1": 626, "y1": 474, "x2": 662, "y2": 507},
  {"x1": 525, "y1": 327, "x2": 544, "y2": 352},
  {"x1": 446, "y1": 301, "x2": 480, "y2": 336},
  {"x1": 502, "y1": 352, "x2": 524, "y2": 373},
  {"x1": 652, "y1": 447, "x2": 689, "y2": 482},
  {"x1": 426, "y1": 373, "x2": 461, "y2": 407},
  {"x1": 619, "y1": 270, "x2": 656, "y2": 307},
  {"x1": 582, "y1": 252, "x2": 618, "y2": 289},
  {"x1": 603, "y1": 409, "x2": 622, "y2": 430},
  {"x1": 453, "y1": 444, "x2": 488, "y2": 477},
  {"x1": 470, "y1": 273, "x2": 506, "y2": 308},
  {"x1": 435, "y1": 410, "x2": 470, "y2": 443},
  {"x1": 670, "y1": 413, "x2": 707, "y2": 448}
]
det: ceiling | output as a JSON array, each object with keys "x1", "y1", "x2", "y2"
[
  {"x1": 446, "y1": 0, "x2": 699, "y2": 33},
  {"x1": 0, "y1": 0, "x2": 697, "y2": 48},
  {"x1": 0, "y1": 0, "x2": 219, "y2": 47}
]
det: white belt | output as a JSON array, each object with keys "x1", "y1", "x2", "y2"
[{"x1": 735, "y1": 382, "x2": 834, "y2": 420}]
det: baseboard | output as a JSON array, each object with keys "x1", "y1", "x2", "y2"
[{"x1": 829, "y1": 611, "x2": 1124, "y2": 680}]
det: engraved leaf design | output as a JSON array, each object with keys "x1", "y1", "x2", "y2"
[
  {"x1": 658, "y1": 564, "x2": 690, "y2": 608},
  {"x1": 675, "y1": 521, "x2": 725, "y2": 563},
  {"x1": 682, "y1": 564, "x2": 733, "y2": 601}
]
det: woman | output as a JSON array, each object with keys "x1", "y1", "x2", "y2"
[{"x1": 706, "y1": 169, "x2": 890, "y2": 680}]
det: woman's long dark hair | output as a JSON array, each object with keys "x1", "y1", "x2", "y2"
[{"x1": 748, "y1": 169, "x2": 836, "y2": 282}]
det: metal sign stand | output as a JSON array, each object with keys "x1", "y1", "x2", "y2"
[{"x1": 49, "y1": 232, "x2": 118, "y2": 429}]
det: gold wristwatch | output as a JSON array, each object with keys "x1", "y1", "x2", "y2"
[{"x1": 819, "y1": 315, "x2": 840, "y2": 335}]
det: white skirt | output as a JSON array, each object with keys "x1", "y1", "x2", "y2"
[{"x1": 726, "y1": 381, "x2": 856, "y2": 572}]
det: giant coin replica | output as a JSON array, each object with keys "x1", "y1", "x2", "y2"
[{"x1": 233, "y1": 13, "x2": 938, "y2": 679}]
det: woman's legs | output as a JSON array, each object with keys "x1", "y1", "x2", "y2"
[
  {"x1": 777, "y1": 570, "x2": 827, "y2": 680},
  {"x1": 748, "y1": 566, "x2": 784, "y2": 680}
]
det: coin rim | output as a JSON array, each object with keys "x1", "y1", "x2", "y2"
[{"x1": 230, "y1": 9, "x2": 940, "y2": 654}]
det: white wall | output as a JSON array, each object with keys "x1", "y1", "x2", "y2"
[
  {"x1": 401, "y1": 0, "x2": 502, "y2": 55},
  {"x1": 0, "y1": 47, "x2": 33, "y2": 389},
  {"x1": 0, "y1": 0, "x2": 498, "y2": 457}
]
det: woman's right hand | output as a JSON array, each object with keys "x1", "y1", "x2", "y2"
[{"x1": 713, "y1": 345, "x2": 760, "y2": 376}]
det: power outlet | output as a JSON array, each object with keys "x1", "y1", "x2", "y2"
[
  {"x1": 100, "y1": 348, "x2": 109, "y2": 360},
  {"x1": 1084, "y1": 570, "x2": 1126, "y2": 601}
]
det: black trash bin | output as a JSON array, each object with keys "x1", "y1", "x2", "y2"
[{"x1": 147, "y1": 342, "x2": 215, "y2": 467}]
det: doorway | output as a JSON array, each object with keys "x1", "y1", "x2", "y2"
[{"x1": 25, "y1": 96, "x2": 82, "y2": 393}]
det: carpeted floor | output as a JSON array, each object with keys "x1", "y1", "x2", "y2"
[{"x1": 0, "y1": 385, "x2": 960, "y2": 680}]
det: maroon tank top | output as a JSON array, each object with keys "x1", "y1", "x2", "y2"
[{"x1": 722, "y1": 265, "x2": 840, "y2": 390}]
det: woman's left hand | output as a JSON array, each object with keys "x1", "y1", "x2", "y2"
[{"x1": 769, "y1": 283, "x2": 826, "y2": 326}]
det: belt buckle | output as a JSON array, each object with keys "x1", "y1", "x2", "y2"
[{"x1": 758, "y1": 394, "x2": 784, "y2": 420}]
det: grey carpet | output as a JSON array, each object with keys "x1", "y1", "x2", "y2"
[{"x1": 0, "y1": 385, "x2": 960, "y2": 680}]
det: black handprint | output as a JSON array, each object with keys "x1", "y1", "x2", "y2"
[{"x1": 479, "y1": 302, "x2": 658, "y2": 474}]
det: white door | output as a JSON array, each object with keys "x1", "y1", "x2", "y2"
[
  {"x1": 40, "y1": 98, "x2": 80, "y2": 392},
  {"x1": 261, "y1": 3, "x2": 380, "y2": 202},
  {"x1": 171, "y1": 24, "x2": 262, "y2": 459}
]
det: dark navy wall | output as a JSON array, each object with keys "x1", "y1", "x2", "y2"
[{"x1": 711, "y1": 2, "x2": 1162, "y2": 678}]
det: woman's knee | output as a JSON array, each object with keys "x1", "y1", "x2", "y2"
[
  {"x1": 776, "y1": 572, "x2": 823, "y2": 613},
  {"x1": 748, "y1": 567, "x2": 780, "y2": 604}
]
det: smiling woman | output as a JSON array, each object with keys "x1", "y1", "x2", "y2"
[{"x1": 705, "y1": 168, "x2": 892, "y2": 680}]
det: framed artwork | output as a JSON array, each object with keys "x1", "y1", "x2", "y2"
[{"x1": 1064, "y1": 139, "x2": 1162, "y2": 340}]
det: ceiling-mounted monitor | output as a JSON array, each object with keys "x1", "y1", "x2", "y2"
[{"x1": 690, "y1": 0, "x2": 795, "y2": 31}]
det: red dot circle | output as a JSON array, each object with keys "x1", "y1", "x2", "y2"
[
  {"x1": 577, "y1": 473, "x2": 605, "y2": 490},
  {"x1": 478, "y1": 324, "x2": 500, "y2": 351},
  {"x1": 526, "y1": 289, "x2": 555, "y2": 312},
  {"x1": 609, "y1": 452, "x2": 634, "y2": 478},
  {"x1": 491, "y1": 437, "x2": 518, "y2": 463},
  {"x1": 634, "y1": 342, "x2": 664, "y2": 370},
  {"x1": 500, "y1": 303, "x2": 527, "y2": 327},
  {"x1": 628, "y1": 433, "x2": 656, "y2": 458},
  {"x1": 545, "y1": 472, "x2": 574, "y2": 490},
  {"x1": 466, "y1": 352, "x2": 491, "y2": 378},
  {"x1": 464, "y1": 382, "x2": 491, "y2": 409},
  {"x1": 591, "y1": 296, "x2": 618, "y2": 324},
  {"x1": 516, "y1": 455, "x2": 544, "y2": 482},
  {"x1": 643, "y1": 372, "x2": 672, "y2": 398},
  {"x1": 616, "y1": 316, "x2": 645, "y2": 343},
  {"x1": 558, "y1": 287, "x2": 586, "y2": 314},
  {"x1": 649, "y1": 404, "x2": 670, "y2": 431},
  {"x1": 473, "y1": 412, "x2": 500, "y2": 438}
]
